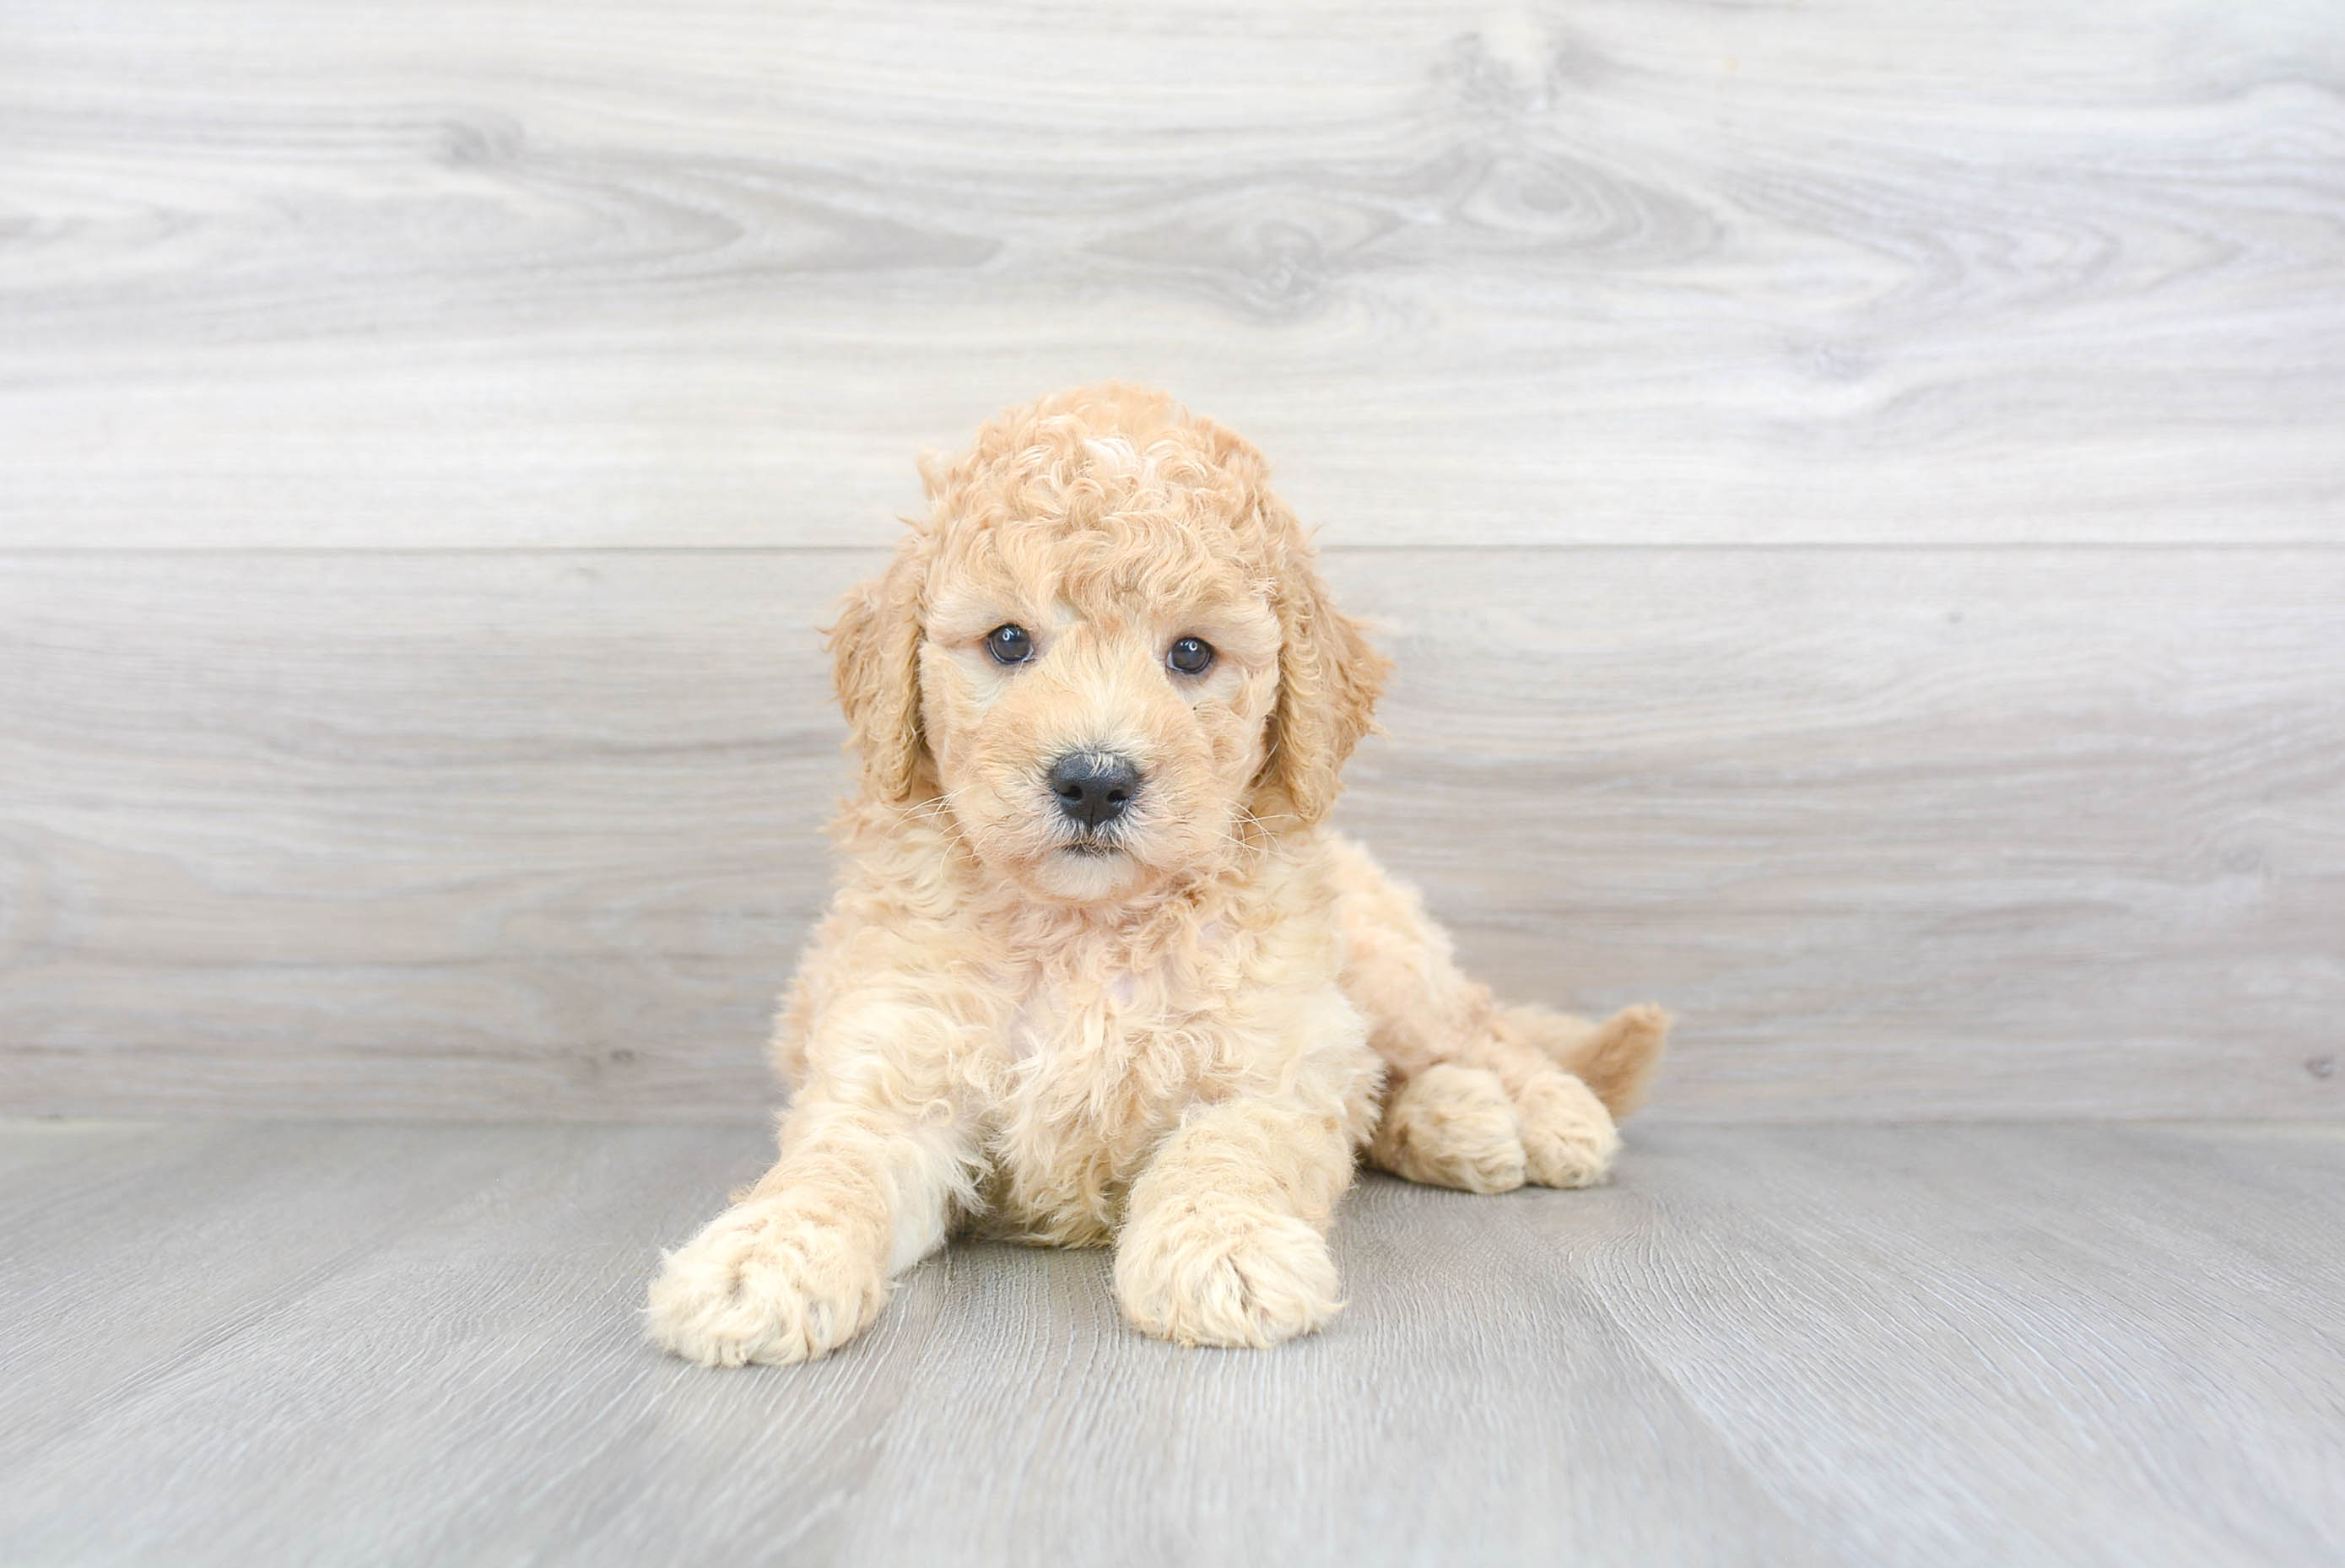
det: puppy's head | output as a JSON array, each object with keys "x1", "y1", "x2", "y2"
[{"x1": 829, "y1": 384, "x2": 1387, "y2": 905}]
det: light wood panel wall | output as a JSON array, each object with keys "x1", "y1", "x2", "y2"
[{"x1": 2, "y1": 0, "x2": 2341, "y2": 1120}]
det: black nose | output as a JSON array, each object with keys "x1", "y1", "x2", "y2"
[{"x1": 1047, "y1": 751, "x2": 1142, "y2": 830}]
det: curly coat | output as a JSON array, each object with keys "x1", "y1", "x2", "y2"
[{"x1": 647, "y1": 385, "x2": 1667, "y2": 1363}]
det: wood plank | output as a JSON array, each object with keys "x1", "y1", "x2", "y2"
[
  {"x1": 3, "y1": 0, "x2": 2341, "y2": 548},
  {"x1": 2, "y1": 548, "x2": 2340, "y2": 1122},
  {"x1": 0, "y1": 1122, "x2": 583, "y2": 1473},
  {"x1": 0, "y1": 1122, "x2": 781, "y2": 1566},
  {"x1": 2, "y1": 1121, "x2": 2339, "y2": 1565},
  {"x1": 1334, "y1": 548, "x2": 2345, "y2": 1121},
  {"x1": 1577, "y1": 1122, "x2": 2345, "y2": 1566},
  {"x1": 0, "y1": 549, "x2": 873, "y2": 1119},
  {"x1": 813, "y1": 1219, "x2": 1812, "y2": 1567}
]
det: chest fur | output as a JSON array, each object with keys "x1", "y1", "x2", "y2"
[{"x1": 970, "y1": 938, "x2": 1235, "y2": 1244}]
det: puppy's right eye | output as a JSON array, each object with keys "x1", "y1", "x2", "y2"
[{"x1": 986, "y1": 624, "x2": 1034, "y2": 666}]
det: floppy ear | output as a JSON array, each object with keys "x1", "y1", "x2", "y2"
[
  {"x1": 1256, "y1": 516, "x2": 1391, "y2": 827},
  {"x1": 824, "y1": 530, "x2": 932, "y2": 805}
]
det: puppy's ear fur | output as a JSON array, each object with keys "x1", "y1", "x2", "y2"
[
  {"x1": 1256, "y1": 500, "x2": 1390, "y2": 826},
  {"x1": 826, "y1": 529, "x2": 932, "y2": 805}
]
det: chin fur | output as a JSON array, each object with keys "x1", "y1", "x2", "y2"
[{"x1": 1021, "y1": 841, "x2": 1152, "y2": 904}]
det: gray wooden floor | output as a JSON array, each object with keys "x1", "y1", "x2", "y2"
[{"x1": 3, "y1": 1120, "x2": 2338, "y2": 1568}]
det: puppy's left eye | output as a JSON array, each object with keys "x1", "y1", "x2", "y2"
[{"x1": 1166, "y1": 636, "x2": 1214, "y2": 676}]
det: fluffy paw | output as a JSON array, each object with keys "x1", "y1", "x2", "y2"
[
  {"x1": 645, "y1": 1198, "x2": 889, "y2": 1367},
  {"x1": 1515, "y1": 1073, "x2": 1622, "y2": 1189},
  {"x1": 1114, "y1": 1198, "x2": 1342, "y2": 1349},
  {"x1": 1370, "y1": 1063, "x2": 1527, "y2": 1193}
]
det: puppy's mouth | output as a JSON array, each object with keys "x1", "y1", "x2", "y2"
[{"x1": 1055, "y1": 837, "x2": 1126, "y2": 858}]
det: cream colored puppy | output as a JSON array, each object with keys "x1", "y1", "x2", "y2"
[{"x1": 646, "y1": 385, "x2": 1667, "y2": 1364}]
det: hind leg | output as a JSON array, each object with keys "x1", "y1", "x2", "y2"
[
  {"x1": 1466, "y1": 1003, "x2": 1632, "y2": 1189},
  {"x1": 1379, "y1": 1007, "x2": 1625, "y2": 1189},
  {"x1": 1371, "y1": 1063, "x2": 1528, "y2": 1193},
  {"x1": 1328, "y1": 836, "x2": 1667, "y2": 1192}
]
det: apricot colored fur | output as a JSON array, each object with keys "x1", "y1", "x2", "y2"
[{"x1": 646, "y1": 385, "x2": 1667, "y2": 1364}]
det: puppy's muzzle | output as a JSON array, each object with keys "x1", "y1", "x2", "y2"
[{"x1": 1047, "y1": 750, "x2": 1142, "y2": 830}]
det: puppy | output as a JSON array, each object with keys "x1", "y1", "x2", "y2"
[{"x1": 646, "y1": 385, "x2": 1667, "y2": 1364}]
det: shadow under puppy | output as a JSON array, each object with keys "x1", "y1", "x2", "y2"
[{"x1": 647, "y1": 384, "x2": 1668, "y2": 1364}]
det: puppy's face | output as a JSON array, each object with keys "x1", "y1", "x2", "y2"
[
  {"x1": 829, "y1": 387, "x2": 1387, "y2": 909},
  {"x1": 918, "y1": 510, "x2": 1282, "y2": 903}
]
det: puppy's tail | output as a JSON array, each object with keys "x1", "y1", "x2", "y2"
[{"x1": 1495, "y1": 1002, "x2": 1671, "y2": 1120}]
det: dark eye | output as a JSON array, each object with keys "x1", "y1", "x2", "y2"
[
  {"x1": 986, "y1": 624, "x2": 1034, "y2": 666},
  {"x1": 1167, "y1": 636, "x2": 1214, "y2": 676}
]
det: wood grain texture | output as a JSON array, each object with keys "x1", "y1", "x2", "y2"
[
  {"x1": 3, "y1": 548, "x2": 2338, "y2": 1122},
  {"x1": 1, "y1": 1119, "x2": 2339, "y2": 1567},
  {"x1": 2, "y1": 0, "x2": 2341, "y2": 548},
  {"x1": 4, "y1": 0, "x2": 2342, "y2": 1122}
]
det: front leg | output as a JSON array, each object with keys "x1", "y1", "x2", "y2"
[
  {"x1": 1114, "y1": 1000, "x2": 1380, "y2": 1349},
  {"x1": 646, "y1": 1088, "x2": 971, "y2": 1367}
]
